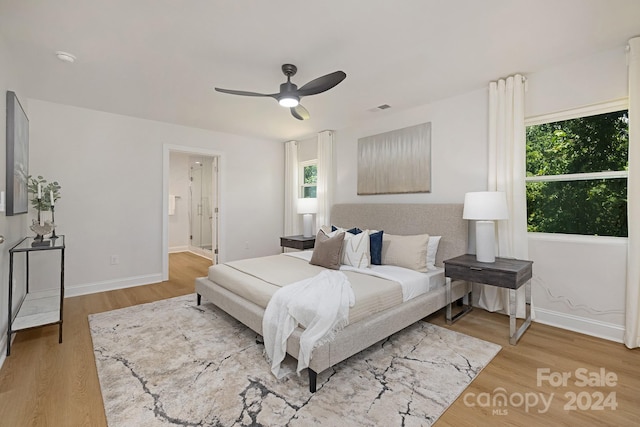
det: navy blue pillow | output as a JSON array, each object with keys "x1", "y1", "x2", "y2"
[
  {"x1": 369, "y1": 230, "x2": 384, "y2": 265},
  {"x1": 331, "y1": 225, "x2": 361, "y2": 234}
]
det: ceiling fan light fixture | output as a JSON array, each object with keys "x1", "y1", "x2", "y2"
[{"x1": 278, "y1": 96, "x2": 299, "y2": 107}]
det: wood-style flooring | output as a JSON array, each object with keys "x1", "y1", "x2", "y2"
[{"x1": 0, "y1": 252, "x2": 638, "y2": 426}]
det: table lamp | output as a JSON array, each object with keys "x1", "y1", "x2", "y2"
[
  {"x1": 462, "y1": 191, "x2": 509, "y2": 263},
  {"x1": 297, "y1": 198, "x2": 318, "y2": 237}
]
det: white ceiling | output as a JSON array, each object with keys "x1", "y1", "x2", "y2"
[{"x1": 1, "y1": 0, "x2": 639, "y2": 142}]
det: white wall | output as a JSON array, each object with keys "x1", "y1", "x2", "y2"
[
  {"x1": 529, "y1": 234, "x2": 627, "y2": 341},
  {"x1": 333, "y1": 45, "x2": 630, "y2": 342},
  {"x1": 298, "y1": 136, "x2": 318, "y2": 163},
  {"x1": 0, "y1": 34, "x2": 29, "y2": 363},
  {"x1": 27, "y1": 100, "x2": 284, "y2": 297},
  {"x1": 524, "y1": 46, "x2": 629, "y2": 342},
  {"x1": 168, "y1": 152, "x2": 190, "y2": 252},
  {"x1": 335, "y1": 87, "x2": 488, "y2": 204}
]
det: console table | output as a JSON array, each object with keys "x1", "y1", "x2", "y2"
[
  {"x1": 444, "y1": 253, "x2": 533, "y2": 345},
  {"x1": 7, "y1": 235, "x2": 65, "y2": 356}
]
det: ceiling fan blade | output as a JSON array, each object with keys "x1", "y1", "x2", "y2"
[
  {"x1": 296, "y1": 71, "x2": 346, "y2": 97},
  {"x1": 291, "y1": 104, "x2": 310, "y2": 120},
  {"x1": 214, "y1": 87, "x2": 277, "y2": 98}
]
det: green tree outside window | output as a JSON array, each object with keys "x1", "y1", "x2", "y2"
[{"x1": 526, "y1": 110, "x2": 628, "y2": 237}]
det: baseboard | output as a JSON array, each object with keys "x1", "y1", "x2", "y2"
[
  {"x1": 64, "y1": 273, "x2": 163, "y2": 298},
  {"x1": 169, "y1": 245, "x2": 189, "y2": 253},
  {"x1": 0, "y1": 334, "x2": 6, "y2": 371},
  {"x1": 534, "y1": 307, "x2": 624, "y2": 343}
]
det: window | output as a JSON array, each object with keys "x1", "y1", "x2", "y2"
[
  {"x1": 300, "y1": 160, "x2": 317, "y2": 198},
  {"x1": 525, "y1": 103, "x2": 628, "y2": 237}
]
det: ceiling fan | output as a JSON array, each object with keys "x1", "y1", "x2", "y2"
[{"x1": 214, "y1": 64, "x2": 346, "y2": 120}]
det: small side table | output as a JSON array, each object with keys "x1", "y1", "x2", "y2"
[
  {"x1": 7, "y1": 235, "x2": 66, "y2": 356},
  {"x1": 444, "y1": 254, "x2": 533, "y2": 345},
  {"x1": 280, "y1": 235, "x2": 315, "y2": 252}
]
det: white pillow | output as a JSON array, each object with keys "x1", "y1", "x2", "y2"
[
  {"x1": 427, "y1": 236, "x2": 442, "y2": 269},
  {"x1": 341, "y1": 229, "x2": 371, "y2": 268},
  {"x1": 381, "y1": 233, "x2": 429, "y2": 272}
]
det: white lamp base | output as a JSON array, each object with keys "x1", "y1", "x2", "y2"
[
  {"x1": 475, "y1": 220, "x2": 496, "y2": 263},
  {"x1": 302, "y1": 213, "x2": 313, "y2": 237}
]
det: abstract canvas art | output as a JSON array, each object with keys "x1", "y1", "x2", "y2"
[
  {"x1": 5, "y1": 91, "x2": 29, "y2": 215},
  {"x1": 357, "y1": 122, "x2": 431, "y2": 195}
]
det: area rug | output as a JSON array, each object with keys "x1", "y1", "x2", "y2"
[{"x1": 89, "y1": 294, "x2": 501, "y2": 426}]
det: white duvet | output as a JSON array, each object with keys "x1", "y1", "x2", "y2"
[
  {"x1": 285, "y1": 250, "x2": 445, "y2": 301},
  {"x1": 262, "y1": 269, "x2": 355, "y2": 379}
]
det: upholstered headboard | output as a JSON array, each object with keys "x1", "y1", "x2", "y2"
[{"x1": 330, "y1": 203, "x2": 467, "y2": 267}]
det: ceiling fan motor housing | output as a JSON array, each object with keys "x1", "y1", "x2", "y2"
[{"x1": 281, "y1": 64, "x2": 297, "y2": 77}]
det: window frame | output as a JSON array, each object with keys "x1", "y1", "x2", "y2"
[
  {"x1": 524, "y1": 99, "x2": 629, "y2": 237},
  {"x1": 299, "y1": 159, "x2": 317, "y2": 199}
]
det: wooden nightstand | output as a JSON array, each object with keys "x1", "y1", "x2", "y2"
[
  {"x1": 280, "y1": 235, "x2": 315, "y2": 251},
  {"x1": 444, "y1": 254, "x2": 533, "y2": 345}
]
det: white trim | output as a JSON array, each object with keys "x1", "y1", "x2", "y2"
[
  {"x1": 64, "y1": 274, "x2": 163, "y2": 298},
  {"x1": 163, "y1": 144, "x2": 224, "y2": 281},
  {"x1": 528, "y1": 232, "x2": 628, "y2": 245},
  {"x1": 526, "y1": 170, "x2": 628, "y2": 182},
  {"x1": 187, "y1": 246, "x2": 213, "y2": 260},
  {"x1": 534, "y1": 307, "x2": 625, "y2": 343},
  {"x1": 168, "y1": 248, "x2": 212, "y2": 260},
  {"x1": 188, "y1": 249, "x2": 213, "y2": 260},
  {"x1": 525, "y1": 98, "x2": 628, "y2": 126}
]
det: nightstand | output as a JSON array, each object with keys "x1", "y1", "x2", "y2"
[
  {"x1": 444, "y1": 254, "x2": 533, "y2": 345},
  {"x1": 280, "y1": 235, "x2": 315, "y2": 252}
]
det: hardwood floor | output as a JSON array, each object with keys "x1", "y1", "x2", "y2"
[
  {"x1": 0, "y1": 252, "x2": 212, "y2": 427},
  {"x1": 0, "y1": 252, "x2": 638, "y2": 426},
  {"x1": 429, "y1": 311, "x2": 640, "y2": 426}
]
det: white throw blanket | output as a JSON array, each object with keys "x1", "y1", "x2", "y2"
[{"x1": 262, "y1": 270, "x2": 355, "y2": 379}]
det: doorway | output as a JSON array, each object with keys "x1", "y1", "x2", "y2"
[{"x1": 163, "y1": 145, "x2": 222, "y2": 281}]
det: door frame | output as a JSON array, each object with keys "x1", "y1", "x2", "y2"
[{"x1": 162, "y1": 144, "x2": 223, "y2": 281}]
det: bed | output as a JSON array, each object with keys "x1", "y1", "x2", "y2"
[{"x1": 195, "y1": 203, "x2": 470, "y2": 392}]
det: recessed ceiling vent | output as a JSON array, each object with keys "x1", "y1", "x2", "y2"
[{"x1": 369, "y1": 104, "x2": 392, "y2": 113}]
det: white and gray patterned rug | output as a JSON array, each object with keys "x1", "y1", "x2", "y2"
[{"x1": 89, "y1": 294, "x2": 500, "y2": 426}]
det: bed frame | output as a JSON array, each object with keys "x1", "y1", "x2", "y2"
[{"x1": 196, "y1": 203, "x2": 470, "y2": 392}]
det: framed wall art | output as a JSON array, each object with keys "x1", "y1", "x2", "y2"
[
  {"x1": 6, "y1": 90, "x2": 29, "y2": 215},
  {"x1": 357, "y1": 122, "x2": 431, "y2": 195}
]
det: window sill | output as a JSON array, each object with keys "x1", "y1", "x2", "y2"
[{"x1": 527, "y1": 232, "x2": 628, "y2": 245}]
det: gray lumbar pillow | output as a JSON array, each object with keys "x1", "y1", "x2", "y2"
[{"x1": 309, "y1": 229, "x2": 345, "y2": 270}]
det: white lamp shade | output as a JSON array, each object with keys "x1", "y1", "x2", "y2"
[
  {"x1": 297, "y1": 197, "x2": 318, "y2": 214},
  {"x1": 462, "y1": 191, "x2": 509, "y2": 220}
]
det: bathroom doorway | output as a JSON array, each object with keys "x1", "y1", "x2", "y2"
[{"x1": 165, "y1": 147, "x2": 220, "y2": 282}]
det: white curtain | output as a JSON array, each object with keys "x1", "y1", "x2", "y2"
[
  {"x1": 284, "y1": 140, "x2": 299, "y2": 236},
  {"x1": 625, "y1": 37, "x2": 640, "y2": 349},
  {"x1": 476, "y1": 74, "x2": 528, "y2": 318},
  {"x1": 316, "y1": 130, "x2": 334, "y2": 230}
]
